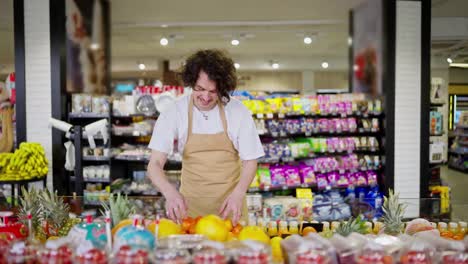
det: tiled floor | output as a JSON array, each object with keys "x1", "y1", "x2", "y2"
[{"x1": 440, "y1": 166, "x2": 468, "y2": 221}]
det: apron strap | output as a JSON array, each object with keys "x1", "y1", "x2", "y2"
[{"x1": 188, "y1": 95, "x2": 229, "y2": 136}]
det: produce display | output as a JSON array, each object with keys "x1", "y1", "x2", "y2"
[
  {"x1": 0, "y1": 190, "x2": 466, "y2": 263},
  {"x1": 0, "y1": 142, "x2": 49, "y2": 181}
]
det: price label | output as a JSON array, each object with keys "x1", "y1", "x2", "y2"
[
  {"x1": 278, "y1": 113, "x2": 285, "y2": 119},
  {"x1": 296, "y1": 188, "x2": 313, "y2": 199},
  {"x1": 266, "y1": 113, "x2": 274, "y2": 119},
  {"x1": 256, "y1": 113, "x2": 264, "y2": 119}
]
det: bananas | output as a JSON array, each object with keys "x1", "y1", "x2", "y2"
[{"x1": 0, "y1": 142, "x2": 49, "y2": 181}]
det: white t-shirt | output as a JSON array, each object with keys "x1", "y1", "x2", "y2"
[{"x1": 148, "y1": 95, "x2": 265, "y2": 161}]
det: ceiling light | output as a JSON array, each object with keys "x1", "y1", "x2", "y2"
[
  {"x1": 271, "y1": 62, "x2": 279, "y2": 69},
  {"x1": 447, "y1": 57, "x2": 453, "y2": 64},
  {"x1": 161, "y1": 24, "x2": 168, "y2": 28},
  {"x1": 234, "y1": 63, "x2": 240, "y2": 69},
  {"x1": 89, "y1": 43, "x2": 100, "y2": 50},
  {"x1": 138, "y1": 63, "x2": 146, "y2": 70},
  {"x1": 231, "y1": 39, "x2": 240, "y2": 46},
  {"x1": 160, "y1": 37, "x2": 169, "y2": 46},
  {"x1": 304, "y1": 36, "x2": 312, "y2": 44},
  {"x1": 321, "y1": 62, "x2": 329, "y2": 69},
  {"x1": 449, "y1": 63, "x2": 468, "y2": 68}
]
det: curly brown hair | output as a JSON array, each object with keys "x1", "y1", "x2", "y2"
[{"x1": 180, "y1": 49, "x2": 237, "y2": 103}]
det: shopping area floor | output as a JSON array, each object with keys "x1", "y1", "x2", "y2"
[{"x1": 441, "y1": 166, "x2": 468, "y2": 221}]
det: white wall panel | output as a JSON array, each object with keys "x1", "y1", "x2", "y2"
[
  {"x1": 395, "y1": 1, "x2": 422, "y2": 217},
  {"x1": 24, "y1": 0, "x2": 52, "y2": 190}
]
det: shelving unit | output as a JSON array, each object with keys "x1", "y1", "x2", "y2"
[{"x1": 448, "y1": 112, "x2": 468, "y2": 174}]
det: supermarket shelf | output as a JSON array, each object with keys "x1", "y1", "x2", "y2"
[
  {"x1": 112, "y1": 113, "x2": 158, "y2": 118},
  {"x1": 259, "y1": 131, "x2": 383, "y2": 138},
  {"x1": 84, "y1": 200, "x2": 109, "y2": 206},
  {"x1": 82, "y1": 156, "x2": 111, "y2": 161},
  {"x1": 457, "y1": 124, "x2": 468, "y2": 129},
  {"x1": 113, "y1": 156, "x2": 149, "y2": 162},
  {"x1": 253, "y1": 112, "x2": 384, "y2": 120},
  {"x1": 258, "y1": 151, "x2": 383, "y2": 164},
  {"x1": 430, "y1": 102, "x2": 445, "y2": 107},
  {"x1": 430, "y1": 133, "x2": 445, "y2": 137},
  {"x1": 448, "y1": 165, "x2": 468, "y2": 173},
  {"x1": 69, "y1": 112, "x2": 109, "y2": 118},
  {"x1": 70, "y1": 176, "x2": 110, "y2": 183},
  {"x1": 112, "y1": 157, "x2": 182, "y2": 170},
  {"x1": 112, "y1": 131, "x2": 152, "y2": 137},
  {"x1": 248, "y1": 184, "x2": 359, "y2": 193},
  {"x1": 0, "y1": 176, "x2": 46, "y2": 185}
]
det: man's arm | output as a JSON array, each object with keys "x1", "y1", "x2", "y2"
[
  {"x1": 219, "y1": 159, "x2": 258, "y2": 225},
  {"x1": 147, "y1": 150, "x2": 187, "y2": 222}
]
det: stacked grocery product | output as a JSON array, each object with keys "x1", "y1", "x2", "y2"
[
  {"x1": 0, "y1": 142, "x2": 48, "y2": 181},
  {"x1": 0, "y1": 191, "x2": 466, "y2": 263}
]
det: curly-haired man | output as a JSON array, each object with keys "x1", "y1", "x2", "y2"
[{"x1": 147, "y1": 50, "x2": 264, "y2": 225}]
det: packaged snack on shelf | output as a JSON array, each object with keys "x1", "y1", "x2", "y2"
[
  {"x1": 317, "y1": 118, "x2": 329, "y2": 132},
  {"x1": 257, "y1": 166, "x2": 272, "y2": 188},
  {"x1": 371, "y1": 118, "x2": 380, "y2": 132},
  {"x1": 246, "y1": 194, "x2": 263, "y2": 212},
  {"x1": 270, "y1": 165, "x2": 286, "y2": 187},
  {"x1": 250, "y1": 172, "x2": 260, "y2": 188},
  {"x1": 299, "y1": 165, "x2": 316, "y2": 185},
  {"x1": 283, "y1": 198, "x2": 302, "y2": 220},
  {"x1": 301, "y1": 98, "x2": 312, "y2": 113},
  {"x1": 347, "y1": 172, "x2": 357, "y2": 186},
  {"x1": 288, "y1": 142, "x2": 310, "y2": 158},
  {"x1": 292, "y1": 97, "x2": 303, "y2": 114},
  {"x1": 355, "y1": 171, "x2": 368, "y2": 187},
  {"x1": 285, "y1": 166, "x2": 301, "y2": 187},
  {"x1": 281, "y1": 98, "x2": 294, "y2": 114},
  {"x1": 327, "y1": 172, "x2": 339, "y2": 187},
  {"x1": 366, "y1": 171, "x2": 378, "y2": 186},
  {"x1": 337, "y1": 173, "x2": 350, "y2": 188},
  {"x1": 368, "y1": 137, "x2": 379, "y2": 151},
  {"x1": 348, "y1": 118, "x2": 358, "y2": 132},
  {"x1": 316, "y1": 174, "x2": 329, "y2": 190},
  {"x1": 300, "y1": 199, "x2": 314, "y2": 221},
  {"x1": 72, "y1": 93, "x2": 92, "y2": 113},
  {"x1": 92, "y1": 96, "x2": 110, "y2": 114},
  {"x1": 310, "y1": 96, "x2": 319, "y2": 114},
  {"x1": 264, "y1": 198, "x2": 285, "y2": 221},
  {"x1": 364, "y1": 186, "x2": 384, "y2": 219}
]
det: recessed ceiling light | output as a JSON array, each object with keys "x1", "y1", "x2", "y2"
[
  {"x1": 161, "y1": 24, "x2": 168, "y2": 28},
  {"x1": 160, "y1": 37, "x2": 169, "y2": 46},
  {"x1": 304, "y1": 37, "x2": 312, "y2": 44},
  {"x1": 89, "y1": 43, "x2": 100, "y2": 50},
  {"x1": 138, "y1": 63, "x2": 146, "y2": 70},
  {"x1": 321, "y1": 62, "x2": 329, "y2": 69},
  {"x1": 234, "y1": 63, "x2": 240, "y2": 69},
  {"x1": 231, "y1": 39, "x2": 240, "y2": 46},
  {"x1": 271, "y1": 62, "x2": 279, "y2": 69},
  {"x1": 447, "y1": 57, "x2": 453, "y2": 64}
]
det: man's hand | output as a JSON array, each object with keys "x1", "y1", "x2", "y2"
[
  {"x1": 219, "y1": 188, "x2": 245, "y2": 226},
  {"x1": 164, "y1": 189, "x2": 188, "y2": 223}
]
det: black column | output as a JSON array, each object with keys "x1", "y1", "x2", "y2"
[
  {"x1": 50, "y1": 0, "x2": 68, "y2": 194},
  {"x1": 14, "y1": 0, "x2": 26, "y2": 145}
]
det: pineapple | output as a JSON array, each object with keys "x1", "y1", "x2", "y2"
[
  {"x1": 382, "y1": 189, "x2": 406, "y2": 236},
  {"x1": 18, "y1": 186, "x2": 41, "y2": 235},
  {"x1": 335, "y1": 215, "x2": 368, "y2": 236},
  {"x1": 101, "y1": 193, "x2": 135, "y2": 226},
  {"x1": 38, "y1": 189, "x2": 70, "y2": 237}
]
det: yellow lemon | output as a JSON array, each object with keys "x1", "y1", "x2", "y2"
[
  {"x1": 195, "y1": 215, "x2": 228, "y2": 242},
  {"x1": 238, "y1": 225, "x2": 270, "y2": 244},
  {"x1": 148, "y1": 218, "x2": 182, "y2": 238},
  {"x1": 270, "y1": 236, "x2": 284, "y2": 262}
]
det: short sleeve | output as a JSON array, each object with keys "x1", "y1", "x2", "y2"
[
  {"x1": 148, "y1": 104, "x2": 178, "y2": 154},
  {"x1": 236, "y1": 108, "x2": 265, "y2": 161}
]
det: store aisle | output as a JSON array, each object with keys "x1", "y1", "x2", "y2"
[{"x1": 440, "y1": 166, "x2": 468, "y2": 221}]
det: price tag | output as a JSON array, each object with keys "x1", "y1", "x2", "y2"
[
  {"x1": 278, "y1": 113, "x2": 285, "y2": 119},
  {"x1": 256, "y1": 113, "x2": 264, "y2": 119},
  {"x1": 266, "y1": 113, "x2": 274, "y2": 119},
  {"x1": 296, "y1": 188, "x2": 313, "y2": 199}
]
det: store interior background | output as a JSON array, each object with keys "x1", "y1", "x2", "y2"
[{"x1": 0, "y1": 0, "x2": 467, "y2": 219}]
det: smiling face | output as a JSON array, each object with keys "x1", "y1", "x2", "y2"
[{"x1": 192, "y1": 70, "x2": 219, "y2": 111}]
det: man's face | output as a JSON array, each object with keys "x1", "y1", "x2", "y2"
[{"x1": 192, "y1": 70, "x2": 219, "y2": 111}]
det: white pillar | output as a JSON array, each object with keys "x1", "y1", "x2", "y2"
[
  {"x1": 394, "y1": 1, "x2": 422, "y2": 217},
  {"x1": 24, "y1": 0, "x2": 53, "y2": 190}
]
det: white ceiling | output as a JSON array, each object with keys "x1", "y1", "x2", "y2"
[{"x1": 1, "y1": 0, "x2": 468, "y2": 75}]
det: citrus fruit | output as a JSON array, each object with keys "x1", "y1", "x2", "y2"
[
  {"x1": 238, "y1": 225, "x2": 270, "y2": 244},
  {"x1": 195, "y1": 215, "x2": 229, "y2": 242},
  {"x1": 148, "y1": 218, "x2": 182, "y2": 238},
  {"x1": 224, "y1": 219, "x2": 233, "y2": 231},
  {"x1": 181, "y1": 217, "x2": 195, "y2": 233},
  {"x1": 302, "y1": 226, "x2": 317, "y2": 236},
  {"x1": 232, "y1": 223, "x2": 243, "y2": 236},
  {"x1": 270, "y1": 236, "x2": 283, "y2": 262}
]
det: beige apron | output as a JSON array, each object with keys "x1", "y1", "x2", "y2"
[{"x1": 180, "y1": 96, "x2": 248, "y2": 221}]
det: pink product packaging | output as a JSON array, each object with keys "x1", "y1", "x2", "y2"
[
  {"x1": 318, "y1": 95, "x2": 330, "y2": 115},
  {"x1": 341, "y1": 118, "x2": 349, "y2": 132},
  {"x1": 284, "y1": 166, "x2": 301, "y2": 187},
  {"x1": 337, "y1": 173, "x2": 350, "y2": 187},
  {"x1": 347, "y1": 118, "x2": 358, "y2": 132},
  {"x1": 337, "y1": 138, "x2": 347, "y2": 153},
  {"x1": 327, "y1": 172, "x2": 339, "y2": 187},
  {"x1": 347, "y1": 172, "x2": 357, "y2": 186},
  {"x1": 355, "y1": 171, "x2": 368, "y2": 186},
  {"x1": 299, "y1": 165, "x2": 317, "y2": 185},
  {"x1": 326, "y1": 138, "x2": 336, "y2": 153},
  {"x1": 345, "y1": 101, "x2": 353, "y2": 115},
  {"x1": 347, "y1": 138, "x2": 356, "y2": 152},
  {"x1": 318, "y1": 119, "x2": 329, "y2": 132},
  {"x1": 270, "y1": 165, "x2": 286, "y2": 187},
  {"x1": 316, "y1": 173, "x2": 329, "y2": 189},
  {"x1": 337, "y1": 102, "x2": 346, "y2": 115},
  {"x1": 329, "y1": 101, "x2": 338, "y2": 115},
  {"x1": 366, "y1": 170, "x2": 378, "y2": 186},
  {"x1": 332, "y1": 119, "x2": 342, "y2": 133}
]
